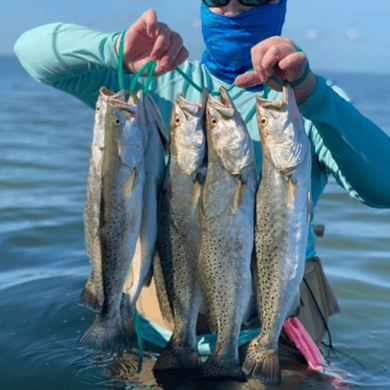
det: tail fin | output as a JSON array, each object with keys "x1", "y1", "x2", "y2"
[
  {"x1": 79, "y1": 274, "x2": 103, "y2": 312},
  {"x1": 242, "y1": 341, "x2": 281, "y2": 385},
  {"x1": 78, "y1": 312, "x2": 134, "y2": 352}
]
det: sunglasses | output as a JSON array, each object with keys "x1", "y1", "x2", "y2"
[{"x1": 202, "y1": 0, "x2": 276, "y2": 7}]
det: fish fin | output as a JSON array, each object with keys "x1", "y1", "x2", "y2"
[
  {"x1": 195, "y1": 163, "x2": 207, "y2": 184},
  {"x1": 287, "y1": 293, "x2": 301, "y2": 318},
  {"x1": 144, "y1": 94, "x2": 170, "y2": 152},
  {"x1": 152, "y1": 251, "x2": 174, "y2": 323},
  {"x1": 307, "y1": 189, "x2": 312, "y2": 223},
  {"x1": 77, "y1": 312, "x2": 135, "y2": 352},
  {"x1": 242, "y1": 341, "x2": 281, "y2": 385},
  {"x1": 120, "y1": 293, "x2": 136, "y2": 336},
  {"x1": 232, "y1": 179, "x2": 243, "y2": 214},
  {"x1": 201, "y1": 355, "x2": 246, "y2": 381},
  {"x1": 154, "y1": 341, "x2": 202, "y2": 371},
  {"x1": 79, "y1": 274, "x2": 103, "y2": 312},
  {"x1": 313, "y1": 224, "x2": 325, "y2": 237},
  {"x1": 143, "y1": 264, "x2": 153, "y2": 287}
]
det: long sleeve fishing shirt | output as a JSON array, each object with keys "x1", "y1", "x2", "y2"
[{"x1": 14, "y1": 23, "x2": 390, "y2": 259}]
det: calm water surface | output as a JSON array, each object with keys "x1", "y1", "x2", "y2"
[{"x1": 1, "y1": 56, "x2": 389, "y2": 390}]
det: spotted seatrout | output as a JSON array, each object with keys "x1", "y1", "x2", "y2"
[
  {"x1": 153, "y1": 89, "x2": 208, "y2": 371},
  {"x1": 78, "y1": 87, "x2": 145, "y2": 351},
  {"x1": 242, "y1": 83, "x2": 312, "y2": 385},
  {"x1": 120, "y1": 91, "x2": 169, "y2": 331},
  {"x1": 199, "y1": 87, "x2": 257, "y2": 380},
  {"x1": 80, "y1": 89, "x2": 125, "y2": 311}
]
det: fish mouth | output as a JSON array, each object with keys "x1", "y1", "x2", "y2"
[
  {"x1": 218, "y1": 87, "x2": 234, "y2": 109},
  {"x1": 256, "y1": 82, "x2": 291, "y2": 110},
  {"x1": 207, "y1": 90, "x2": 235, "y2": 119},
  {"x1": 176, "y1": 93, "x2": 201, "y2": 120}
]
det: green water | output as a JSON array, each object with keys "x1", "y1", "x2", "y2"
[{"x1": 1, "y1": 58, "x2": 389, "y2": 389}]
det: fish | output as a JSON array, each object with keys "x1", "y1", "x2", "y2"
[
  {"x1": 78, "y1": 87, "x2": 145, "y2": 351},
  {"x1": 80, "y1": 88, "x2": 127, "y2": 311},
  {"x1": 152, "y1": 89, "x2": 208, "y2": 371},
  {"x1": 120, "y1": 91, "x2": 169, "y2": 327},
  {"x1": 198, "y1": 87, "x2": 257, "y2": 380},
  {"x1": 242, "y1": 83, "x2": 312, "y2": 385}
]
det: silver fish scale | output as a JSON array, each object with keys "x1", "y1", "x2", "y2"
[
  {"x1": 81, "y1": 88, "x2": 130, "y2": 311},
  {"x1": 153, "y1": 91, "x2": 207, "y2": 371},
  {"x1": 242, "y1": 84, "x2": 311, "y2": 385},
  {"x1": 199, "y1": 88, "x2": 256, "y2": 380},
  {"x1": 121, "y1": 91, "x2": 168, "y2": 313},
  {"x1": 81, "y1": 93, "x2": 107, "y2": 311},
  {"x1": 78, "y1": 88, "x2": 145, "y2": 352}
]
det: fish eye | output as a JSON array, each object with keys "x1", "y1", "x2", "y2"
[
  {"x1": 174, "y1": 115, "x2": 181, "y2": 126},
  {"x1": 96, "y1": 105, "x2": 100, "y2": 111},
  {"x1": 260, "y1": 116, "x2": 268, "y2": 127},
  {"x1": 210, "y1": 117, "x2": 218, "y2": 127},
  {"x1": 114, "y1": 117, "x2": 121, "y2": 125}
]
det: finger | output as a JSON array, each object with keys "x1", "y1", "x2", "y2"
[
  {"x1": 153, "y1": 41, "x2": 183, "y2": 76},
  {"x1": 158, "y1": 32, "x2": 185, "y2": 66},
  {"x1": 150, "y1": 25, "x2": 173, "y2": 59},
  {"x1": 278, "y1": 52, "x2": 307, "y2": 81},
  {"x1": 234, "y1": 70, "x2": 263, "y2": 88},
  {"x1": 261, "y1": 43, "x2": 295, "y2": 78},
  {"x1": 251, "y1": 46, "x2": 269, "y2": 83},
  {"x1": 172, "y1": 47, "x2": 189, "y2": 69},
  {"x1": 129, "y1": 9, "x2": 156, "y2": 37},
  {"x1": 154, "y1": 46, "x2": 189, "y2": 76},
  {"x1": 141, "y1": 9, "x2": 158, "y2": 37}
]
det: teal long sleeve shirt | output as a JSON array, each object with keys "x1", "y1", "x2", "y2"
[{"x1": 14, "y1": 23, "x2": 390, "y2": 259}]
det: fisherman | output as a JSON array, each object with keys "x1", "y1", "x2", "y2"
[{"x1": 14, "y1": 0, "x2": 390, "y2": 373}]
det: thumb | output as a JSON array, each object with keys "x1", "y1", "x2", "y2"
[{"x1": 141, "y1": 9, "x2": 159, "y2": 38}]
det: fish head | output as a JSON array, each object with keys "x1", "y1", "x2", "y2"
[
  {"x1": 169, "y1": 89, "x2": 208, "y2": 176},
  {"x1": 206, "y1": 87, "x2": 255, "y2": 175},
  {"x1": 104, "y1": 100, "x2": 144, "y2": 173},
  {"x1": 256, "y1": 83, "x2": 308, "y2": 170},
  {"x1": 93, "y1": 92, "x2": 111, "y2": 151}
]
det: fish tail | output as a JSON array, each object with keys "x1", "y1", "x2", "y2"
[
  {"x1": 242, "y1": 341, "x2": 281, "y2": 385},
  {"x1": 120, "y1": 293, "x2": 136, "y2": 337},
  {"x1": 77, "y1": 312, "x2": 134, "y2": 352},
  {"x1": 79, "y1": 286, "x2": 101, "y2": 313},
  {"x1": 78, "y1": 274, "x2": 103, "y2": 312},
  {"x1": 200, "y1": 355, "x2": 246, "y2": 381},
  {"x1": 154, "y1": 341, "x2": 202, "y2": 372}
]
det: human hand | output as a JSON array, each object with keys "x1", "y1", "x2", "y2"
[
  {"x1": 115, "y1": 9, "x2": 189, "y2": 77},
  {"x1": 234, "y1": 36, "x2": 317, "y2": 103}
]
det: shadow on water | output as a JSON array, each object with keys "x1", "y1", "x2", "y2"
[{"x1": 102, "y1": 348, "x2": 358, "y2": 390}]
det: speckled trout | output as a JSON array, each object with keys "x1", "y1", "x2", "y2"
[
  {"x1": 242, "y1": 83, "x2": 312, "y2": 385},
  {"x1": 80, "y1": 88, "x2": 128, "y2": 311},
  {"x1": 153, "y1": 89, "x2": 208, "y2": 371},
  {"x1": 78, "y1": 88, "x2": 145, "y2": 351},
  {"x1": 120, "y1": 91, "x2": 168, "y2": 329},
  {"x1": 199, "y1": 87, "x2": 257, "y2": 380}
]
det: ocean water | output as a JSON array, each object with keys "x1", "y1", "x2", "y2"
[{"x1": 0, "y1": 55, "x2": 389, "y2": 390}]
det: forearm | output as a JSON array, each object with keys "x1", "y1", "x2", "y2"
[
  {"x1": 14, "y1": 23, "x2": 122, "y2": 108},
  {"x1": 300, "y1": 76, "x2": 390, "y2": 208}
]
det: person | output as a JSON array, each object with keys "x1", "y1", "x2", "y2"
[{"x1": 14, "y1": 0, "x2": 390, "y2": 379}]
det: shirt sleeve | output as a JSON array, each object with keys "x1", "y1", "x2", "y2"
[
  {"x1": 14, "y1": 23, "x2": 125, "y2": 108},
  {"x1": 299, "y1": 76, "x2": 390, "y2": 208}
]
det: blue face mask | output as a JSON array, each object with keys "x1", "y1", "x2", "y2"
[{"x1": 201, "y1": 1, "x2": 287, "y2": 86}]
